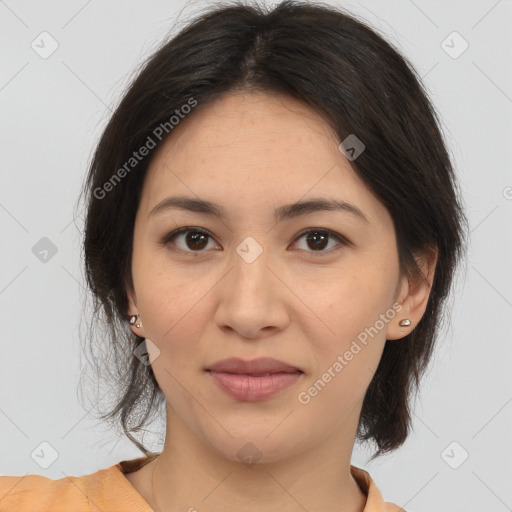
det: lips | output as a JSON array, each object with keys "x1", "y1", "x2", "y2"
[
  {"x1": 206, "y1": 357, "x2": 303, "y2": 401},
  {"x1": 206, "y1": 357, "x2": 302, "y2": 375}
]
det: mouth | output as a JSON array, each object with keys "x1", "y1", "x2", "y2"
[
  {"x1": 206, "y1": 371, "x2": 303, "y2": 401},
  {"x1": 206, "y1": 370, "x2": 302, "y2": 376},
  {"x1": 205, "y1": 357, "x2": 303, "y2": 375},
  {"x1": 205, "y1": 357, "x2": 303, "y2": 401}
]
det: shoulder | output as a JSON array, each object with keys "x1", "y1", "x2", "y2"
[
  {"x1": 350, "y1": 465, "x2": 407, "y2": 512},
  {"x1": 0, "y1": 469, "x2": 108, "y2": 511},
  {"x1": 384, "y1": 503, "x2": 407, "y2": 512},
  {"x1": 1, "y1": 454, "x2": 159, "y2": 512}
]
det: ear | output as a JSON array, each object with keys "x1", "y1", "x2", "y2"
[
  {"x1": 386, "y1": 247, "x2": 438, "y2": 341},
  {"x1": 126, "y1": 287, "x2": 147, "y2": 338}
]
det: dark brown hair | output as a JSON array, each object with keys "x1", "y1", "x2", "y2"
[{"x1": 77, "y1": 0, "x2": 468, "y2": 459}]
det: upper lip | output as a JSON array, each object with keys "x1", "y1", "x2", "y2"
[{"x1": 206, "y1": 357, "x2": 302, "y2": 374}]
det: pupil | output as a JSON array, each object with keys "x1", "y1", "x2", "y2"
[
  {"x1": 184, "y1": 231, "x2": 329, "y2": 251},
  {"x1": 308, "y1": 232, "x2": 327, "y2": 250},
  {"x1": 188, "y1": 232, "x2": 207, "y2": 250}
]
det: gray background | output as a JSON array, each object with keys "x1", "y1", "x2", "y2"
[{"x1": 1, "y1": 1, "x2": 511, "y2": 511}]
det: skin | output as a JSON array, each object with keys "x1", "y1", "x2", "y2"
[{"x1": 124, "y1": 91, "x2": 437, "y2": 512}]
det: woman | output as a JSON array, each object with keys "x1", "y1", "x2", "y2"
[{"x1": 0, "y1": 0, "x2": 467, "y2": 510}]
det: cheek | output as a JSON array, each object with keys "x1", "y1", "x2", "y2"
[
  {"x1": 139, "y1": 278, "x2": 210, "y2": 412},
  {"x1": 304, "y1": 256, "x2": 397, "y2": 385},
  {"x1": 142, "y1": 285, "x2": 202, "y2": 352},
  {"x1": 316, "y1": 265, "x2": 395, "y2": 337},
  {"x1": 297, "y1": 282, "x2": 391, "y2": 419},
  {"x1": 133, "y1": 242, "x2": 197, "y2": 336}
]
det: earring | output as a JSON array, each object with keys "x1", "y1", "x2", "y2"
[
  {"x1": 129, "y1": 314, "x2": 143, "y2": 328},
  {"x1": 399, "y1": 319, "x2": 411, "y2": 327}
]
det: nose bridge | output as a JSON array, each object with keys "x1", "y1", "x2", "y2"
[
  {"x1": 214, "y1": 234, "x2": 288, "y2": 337},
  {"x1": 230, "y1": 235, "x2": 272, "y2": 298}
]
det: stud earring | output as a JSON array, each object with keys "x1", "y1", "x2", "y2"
[
  {"x1": 399, "y1": 319, "x2": 411, "y2": 327},
  {"x1": 129, "y1": 314, "x2": 143, "y2": 328}
]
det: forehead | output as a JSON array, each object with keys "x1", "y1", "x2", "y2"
[{"x1": 139, "y1": 92, "x2": 388, "y2": 224}]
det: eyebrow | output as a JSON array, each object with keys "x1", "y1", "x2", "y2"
[{"x1": 148, "y1": 195, "x2": 369, "y2": 224}]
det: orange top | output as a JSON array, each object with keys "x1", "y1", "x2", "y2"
[{"x1": 0, "y1": 453, "x2": 403, "y2": 511}]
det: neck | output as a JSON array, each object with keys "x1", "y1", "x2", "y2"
[{"x1": 147, "y1": 404, "x2": 367, "y2": 512}]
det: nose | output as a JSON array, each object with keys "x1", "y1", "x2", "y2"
[{"x1": 213, "y1": 244, "x2": 290, "y2": 340}]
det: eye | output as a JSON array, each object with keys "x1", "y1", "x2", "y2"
[
  {"x1": 161, "y1": 227, "x2": 219, "y2": 255},
  {"x1": 291, "y1": 228, "x2": 350, "y2": 256},
  {"x1": 160, "y1": 227, "x2": 350, "y2": 257}
]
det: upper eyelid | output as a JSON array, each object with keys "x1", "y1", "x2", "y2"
[{"x1": 163, "y1": 226, "x2": 351, "y2": 250}]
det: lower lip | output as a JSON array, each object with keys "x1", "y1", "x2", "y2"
[{"x1": 207, "y1": 371, "x2": 302, "y2": 401}]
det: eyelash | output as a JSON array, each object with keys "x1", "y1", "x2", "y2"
[{"x1": 160, "y1": 226, "x2": 351, "y2": 258}]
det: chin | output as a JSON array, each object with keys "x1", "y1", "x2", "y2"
[{"x1": 205, "y1": 432, "x2": 307, "y2": 467}]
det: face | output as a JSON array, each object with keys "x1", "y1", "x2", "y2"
[{"x1": 127, "y1": 91, "x2": 410, "y2": 464}]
